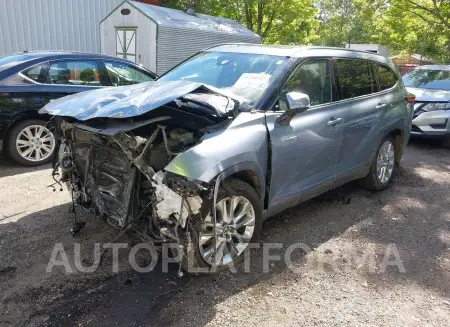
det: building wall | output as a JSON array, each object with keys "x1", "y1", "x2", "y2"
[
  {"x1": 157, "y1": 25, "x2": 260, "y2": 75},
  {"x1": 100, "y1": 2, "x2": 157, "y2": 72},
  {"x1": 0, "y1": 0, "x2": 122, "y2": 57}
]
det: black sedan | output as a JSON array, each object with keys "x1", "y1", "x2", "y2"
[{"x1": 0, "y1": 52, "x2": 157, "y2": 166}]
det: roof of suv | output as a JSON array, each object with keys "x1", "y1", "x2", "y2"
[{"x1": 208, "y1": 44, "x2": 391, "y2": 65}]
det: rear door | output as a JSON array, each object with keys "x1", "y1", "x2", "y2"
[
  {"x1": 265, "y1": 58, "x2": 345, "y2": 215},
  {"x1": 0, "y1": 63, "x2": 49, "y2": 131},
  {"x1": 333, "y1": 58, "x2": 385, "y2": 181}
]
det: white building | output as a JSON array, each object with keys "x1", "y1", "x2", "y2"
[
  {"x1": 100, "y1": 1, "x2": 261, "y2": 74},
  {"x1": 0, "y1": 0, "x2": 122, "y2": 57}
]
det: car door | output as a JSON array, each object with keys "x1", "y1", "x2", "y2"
[
  {"x1": 333, "y1": 58, "x2": 386, "y2": 182},
  {"x1": 265, "y1": 58, "x2": 345, "y2": 216},
  {"x1": 39, "y1": 59, "x2": 107, "y2": 105}
]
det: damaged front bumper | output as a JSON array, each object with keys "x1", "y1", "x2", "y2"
[{"x1": 54, "y1": 120, "x2": 214, "y2": 249}]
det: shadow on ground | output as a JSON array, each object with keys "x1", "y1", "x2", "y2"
[
  {"x1": 0, "y1": 139, "x2": 449, "y2": 326},
  {"x1": 0, "y1": 152, "x2": 51, "y2": 178}
]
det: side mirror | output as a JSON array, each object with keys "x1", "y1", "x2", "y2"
[{"x1": 277, "y1": 92, "x2": 310, "y2": 126}]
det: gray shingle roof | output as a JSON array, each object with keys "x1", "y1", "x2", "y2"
[{"x1": 130, "y1": 1, "x2": 260, "y2": 38}]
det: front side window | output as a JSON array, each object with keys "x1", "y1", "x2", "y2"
[
  {"x1": 158, "y1": 51, "x2": 288, "y2": 104},
  {"x1": 279, "y1": 59, "x2": 332, "y2": 110},
  {"x1": 22, "y1": 63, "x2": 49, "y2": 83},
  {"x1": 48, "y1": 60, "x2": 101, "y2": 86},
  {"x1": 374, "y1": 63, "x2": 398, "y2": 90},
  {"x1": 104, "y1": 61, "x2": 154, "y2": 86},
  {"x1": 402, "y1": 69, "x2": 450, "y2": 90},
  {"x1": 337, "y1": 59, "x2": 374, "y2": 99}
]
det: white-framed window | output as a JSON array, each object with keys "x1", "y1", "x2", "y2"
[{"x1": 116, "y1": 28, "x2": 136, "y2": 62}]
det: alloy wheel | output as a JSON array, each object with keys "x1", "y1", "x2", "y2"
[
  {"x1": 199, "y1": 196, "x2": 256, "y2": 266},
  {"x1": 376, "y1": 140, "x2": 395, "y2": 184},
  {"x1": 16, "y1": 125, "x2": 56, "y2": 162}
]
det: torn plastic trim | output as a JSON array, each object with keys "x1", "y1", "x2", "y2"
[
  {"x1": 151, "y1": 171, "x2": 202, "y2": 228},
  {"x1": 70, "y1": 116, "x2": 171, "y2": 136},
  {"x1": 111, "y1": 126, "x2": 206, "y2": 228}
]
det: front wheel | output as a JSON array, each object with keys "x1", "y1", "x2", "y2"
[
  {"x1": 359, "y1": 136, "x2": 397, "y2": 191},
  {"x1": 6, "y1": 119, "x2": 56, "y2": 166},
  {"x1": 180, "y1": 177, "x2": 262, "y2": 274}
]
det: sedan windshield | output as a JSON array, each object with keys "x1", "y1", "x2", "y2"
[
  {"x1": 158, "y1": 51, "x2": 287, "y2": 104},
  {"x1": 403, "y1": 69, "x2": 450, "y2": 90}
]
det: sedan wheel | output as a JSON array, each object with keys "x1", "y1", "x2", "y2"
[
  {"x1": 16, "y1": 125, "x2": 55, "y2": 162},
  {"x1": 199, "y1": 195, "x2": 256, "y2": 267},
  {"x1": 6, "y1": 119, "x2": 56, "y2": 166}
]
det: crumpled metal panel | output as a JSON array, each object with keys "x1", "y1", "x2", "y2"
[
  {"x1": 39, "y1": 80, "x2": 237, "y2": 121},
  {"x1": 72, "y1": 136, "x2": 136, "y2": 227}
]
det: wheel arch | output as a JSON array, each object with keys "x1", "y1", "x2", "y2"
[
  {"x1": 388, "y1": 128, "x2": 405, "y2": 165},
  {"x1": 213, "y1": 162, "x2": 265, "y2": 203},
  {"x1": 3, "y1": 112, "x2": 50, "y2": 144}
]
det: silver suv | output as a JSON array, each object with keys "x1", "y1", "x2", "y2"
[
  {"x1": 42, "y1": 45, "x2": 413, "y2": 272},
  {"x1": 402, "y1": 65, "x2": 450, "y2": 146}
]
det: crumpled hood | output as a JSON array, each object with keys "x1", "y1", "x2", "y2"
[
  {"x1": 39, "y1": 80, "x2": 239, "y2": 121},
  {"x1": 406, "y1": 87, "x2": 450, "y2": 102}
]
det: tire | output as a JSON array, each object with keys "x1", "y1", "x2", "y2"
[
  {"x1": 6, "y1": 119, "x2": 56, "y2": 166},
  {"x1": 178, "y1": 177, "x2": 263, "y2": 274},
  {"x1": 442, "y1": 137, "x2": 450, "y2": 149},
  {"x1": 359, "y1": 136, "x2": 397, "y2": 191}
]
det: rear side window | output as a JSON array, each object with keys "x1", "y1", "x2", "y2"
[
  {"x1": 337, "y1": 59, "x2": 373, "y2": 99},
  {"x1": 374, "y1": 63, "x2": 398, "y2": 90},
  {"x1": 22, "y1": 63, "x2": 49, "y2": 83}
]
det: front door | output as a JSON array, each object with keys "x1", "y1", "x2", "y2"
[{"x1": 266, "y1": 58, "x2": 344, "y2": 216}]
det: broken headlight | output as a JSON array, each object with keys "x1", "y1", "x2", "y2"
[{"x1": 422, "y1": 102, "x2": 450, "y2": 111}]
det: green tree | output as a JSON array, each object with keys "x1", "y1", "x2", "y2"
[
  {"x1": 392, "y1": 0, "x2": 450, "y2": 34},
  {"x1": 161, "y1": 0, "x2": 318, "y2": 44}
]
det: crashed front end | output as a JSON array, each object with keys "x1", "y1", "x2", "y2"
[{"x1": 44, "y1": 80, "x2": 237, "y2": 260}]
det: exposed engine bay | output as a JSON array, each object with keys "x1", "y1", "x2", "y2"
[
  {"x1": 45, "y1": 81, "x2": 241, "y2": 269},
  {"x1": 55, "y1": 122, "x2": 208, "y2": 243}
]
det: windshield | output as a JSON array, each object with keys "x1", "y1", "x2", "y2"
[
  {"x1": 158, "y1": 51, "x2": 287, "y2": 104},
  {"x1": 403, "y1": 69, "x2": 450, "y2": 90}
]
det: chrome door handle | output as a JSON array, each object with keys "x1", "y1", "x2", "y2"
[
  {"x1": 376, "y1": 103, "x2": 388, "y2": 110},
  {"x1": 327, "y1": 117, "x2": 342, "y2": 126}
]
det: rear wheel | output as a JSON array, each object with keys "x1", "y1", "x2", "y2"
[
  {"x1": 6, "y1": 119, "x2": 56, "y2": 166},
  {"x1": 360, "y1": 136, "x2": 396, "y2": 191},
  {"x1": 180, "y1": 177, "x2": 262, "y2": 274},
  {"x1": 442, "y1": 137, "x2": 450, "y2": 149}
]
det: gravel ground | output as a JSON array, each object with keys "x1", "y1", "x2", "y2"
[{"x1": 0, "y1": 139, "x2": 449, "y2": 327}]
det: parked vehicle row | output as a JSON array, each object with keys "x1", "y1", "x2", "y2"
[
  {"x1": 0, "y1": 52, "x2": 156, "y2": 166},
  {"x1": 42, "y1": 45, "x2": 413, "y2": 272}
]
